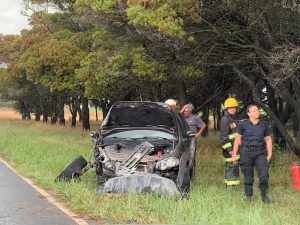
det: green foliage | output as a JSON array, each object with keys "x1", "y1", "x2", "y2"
[
  {"x1": 75, "y1": 52, "x2": 101, "y2": 98},
  {"x1": 127, "y1": 0, "x2": 201, "y2": 28},
  {"x1": 91, "y1": 49, "x2": 135, "y2": 100},
  {"x1": 132, "y1": 47, "x2": 166, "y2": 81},
  {"x1": 127, "y1": 4, "x2": 185, "y2": 37},
  {"x1": 74, "y1": 0, "x2": 201, "y2": 37},
  {"x1": 18, "y1": 33, "x2": 85, "y2": 92},
  {"x1": 75, "y1": 0, "x2": 117, "y2": 12},
  {"x1": 0, "y1": 34, "x2": 22, "y2": 64},
  {"x1": 0, "y1": 97, "x2": 14, "y2": 108},
  {"x1": 179, "y1": 65, "x2": 204, "y2": 78}
]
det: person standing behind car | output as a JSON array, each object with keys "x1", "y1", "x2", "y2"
[
  {"x1": 165, "y1": 99, "x2": 177, "y2": 110},
  {"x1": 231, "y1": 103, "x2": 272, "y2": 203},
  {"x1": 181, "y1": 103, "x2": 206, "y2": 139},
  {"x1": 220, "y1": 97, "x2": 240, "y2": 187}
]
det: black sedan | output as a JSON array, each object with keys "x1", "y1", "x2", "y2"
[{"x1": 56, "y1": 101, "x2": 196, "y2": 197}]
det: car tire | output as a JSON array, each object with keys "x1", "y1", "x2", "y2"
[{"x1": 55, "y1": 156, "x2": 87, "y2": 181}]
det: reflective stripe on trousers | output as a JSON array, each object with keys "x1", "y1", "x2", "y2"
[{"x1": 224, "y1": 157, "x2": 240, "y2": 186}]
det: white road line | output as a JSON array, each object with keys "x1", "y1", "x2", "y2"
[{"x1": 0, "y1": 157, "x2": 89, "y2": 225}]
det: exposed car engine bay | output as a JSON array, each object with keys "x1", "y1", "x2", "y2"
[{"x1": 94, "y1": 140, "x2": 180, "y2": 182}]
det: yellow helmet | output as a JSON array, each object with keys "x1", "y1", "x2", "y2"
[{"x1": 224, "y1": 97, "x2": 238, "y2": 108}]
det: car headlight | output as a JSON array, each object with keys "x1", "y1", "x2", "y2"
[{"x1": 155, "y1": 157, "x2": 179, "y2": 171}]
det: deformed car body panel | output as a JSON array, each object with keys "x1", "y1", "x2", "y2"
[{"x1": 96, "y1": 173, "x2": 180, "y2": 197}]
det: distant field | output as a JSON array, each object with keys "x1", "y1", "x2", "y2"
[
  {"x1": 0, "y1": 118, "x2": 299, "y2": 224},
  {"x1": 0, "y1": 107, "x2": 103, "y2": 122},
  {"x1": 0, "y1": 108, "x2": 22, "y2": 120}
]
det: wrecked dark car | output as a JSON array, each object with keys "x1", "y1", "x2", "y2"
[{"x1": 56, "y1": 101, "x2": 196, "y2": 197}]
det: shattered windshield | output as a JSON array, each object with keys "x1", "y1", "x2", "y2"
[{"x1": 105, "y1": 130, "x2": 174, "y2": 140}]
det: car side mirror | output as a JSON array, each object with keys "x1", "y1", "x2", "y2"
[
  {"x1": 187, "y1": 131, "x2": 195, "y2": 138},
  {"x1": 90, "y1": 131, "x2": 99, "y2": 139}
]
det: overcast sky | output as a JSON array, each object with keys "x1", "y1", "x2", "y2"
[{"x1": 0, "y1": 0, "x2": 31, "y2": 34}]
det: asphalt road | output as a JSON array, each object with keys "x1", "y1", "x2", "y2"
[{"x1": 0, "y1": 159, "x2": 85, "y2": 225}]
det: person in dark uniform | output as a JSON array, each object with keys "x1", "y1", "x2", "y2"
[
  {"x1": 220, "y1": 97, "x2": 240, "y2": 187},
  {"x1": 232, "y1": 103, "x2": 272, "y2": 203}
]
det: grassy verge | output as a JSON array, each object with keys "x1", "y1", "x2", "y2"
[{"x1": 0, "y1": 119, "x2": 299, "y2": 224}]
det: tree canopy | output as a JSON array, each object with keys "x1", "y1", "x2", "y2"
[{"x1": 1, "y1": 0, "x2": 300, "y2": 154}]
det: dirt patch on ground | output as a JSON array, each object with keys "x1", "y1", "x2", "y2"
[{"x1": 0, "y1": 108, "x2": 103, "y2": 121}]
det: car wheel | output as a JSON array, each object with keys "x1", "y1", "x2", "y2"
[{"x1": 55, "y1": 156, "x2": 87, "y2": 181}]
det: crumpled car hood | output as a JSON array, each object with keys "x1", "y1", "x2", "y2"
[
  {"x1": 101, "y1": 101, "x2": 176, "y2": 137},
  {"x1": 95, "y1": 173, "x2": 180, "y2": 197}
]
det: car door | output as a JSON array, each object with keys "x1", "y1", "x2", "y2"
[{"x1": 176, "y1": 113, "x2": 197, "y2": 178}]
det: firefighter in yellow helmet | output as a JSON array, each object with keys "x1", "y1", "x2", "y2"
[{"x1": 220, "y1": 97, "x2": 240, "y2": 187}]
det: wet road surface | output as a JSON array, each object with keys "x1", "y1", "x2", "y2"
[{"x1": 0, "y1": 159, "x2": 85, "y2": 225}]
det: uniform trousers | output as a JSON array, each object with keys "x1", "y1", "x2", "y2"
[{"x1": 240, "y1": 147, "x2": 269, "y2": 197}]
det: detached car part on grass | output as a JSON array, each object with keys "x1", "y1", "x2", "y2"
[{"x1": 55, "y1": 101, "x2": 196, "y2": 197}]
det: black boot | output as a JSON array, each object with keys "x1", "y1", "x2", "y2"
[
  {"x1": 244, "y1": 195, "x2": 253, "y2": 203},
  {"x1": 262, "y1": 194, "x2": 271, "y2": 204}
]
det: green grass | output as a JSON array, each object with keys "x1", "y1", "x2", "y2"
[{"x1": 0, "y1": 119, "x2": 299, "y2": 224}]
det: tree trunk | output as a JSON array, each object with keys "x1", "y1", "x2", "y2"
[
  {"x1": 265, "y1": 84, "x2": 284, "y2": 147},
  {"x1": 151, "y1": 83, "x2": 161, "y2": 102},
  {"x1": 70, "y1": 96, "x2": 81, "y2": 127},
  {"x1": 71, "y1": 111, "x2": 77, "y2": 127},
  {"x1": 35, "y1": 112, "x2": 41, "y2": 121},
  {"x1": 70, "y1": 101, "x2": 78, "y2": 128},
  {"x1": 51, "y1": 113, "x2": 58, "y2": 124},
  {"x1": 20, "y1": 101, "x2": 26, "y2": 120},
  {"x1": 57, "y1": 99, "x2": 65, "y2": 126},
  {"x1": 25, "y1": 103, "x2": 31, "y2": 120},
  {"x1": 201, "y1": 107, "x2": 209, "y2": 137},
  {"x1": 216, "y1": 103, "x2": 222, "y2": 130},
  {"x1": 42, "y1": 111, "x2": 48, "y2": 123},
  {"x1": 293, "y1": 81, "x2": 300, "y2": 146},
  {"x1": 177, "y1": 79, "x2": 187, "y2": 108},
  {"x1": 275, "y1": 102, "x2": 290, "y2": 148},
  {"x1": 82, "y1": 97, "x2": 90, "y2": 130},
  {"x1": 213, "y1": 108, "x2": 217, "y2": 133},
  {"x1": 78, "y1": 106, "x2": 82, "y2": 122},
  {"x1": 26, "y1": 112, "x2": 31, "y2": 120},
  {"x1": 100, "y1": 99, "x2": 110, "y2": 119},
  {"x1": 94, "y1": 99, "x2": 99, "y2": 121}
]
